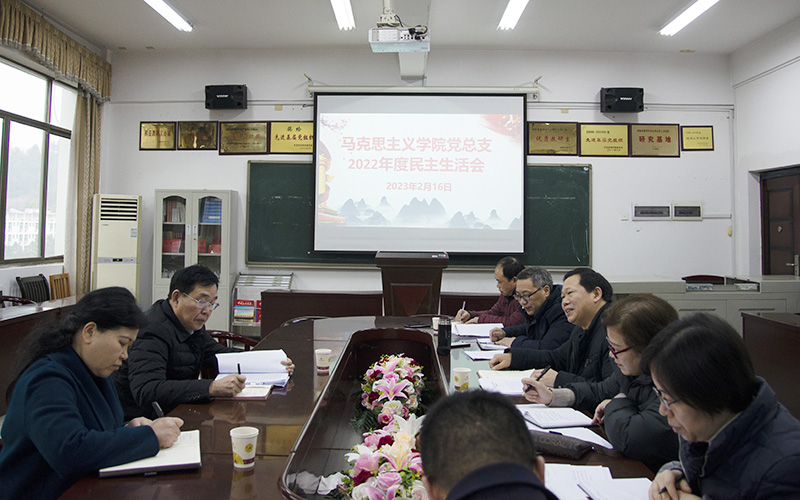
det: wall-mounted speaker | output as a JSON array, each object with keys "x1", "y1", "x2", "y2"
[
  {"x1": 205, "y1": 84, "x2": 247, "y2": 109},
  {"x1": 600, "y1": 87, "x2": 644, "y2": 113}
]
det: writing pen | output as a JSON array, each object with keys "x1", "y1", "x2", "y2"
[
  {"x1": 152, "y1": 401, "x2": 165, "y2": 419},
  {"x1": 238, "y1": 363, "x2": 242, "y2": 375},
  {"x1": 523, "y1": 365, "x2": 551, "y2": 392},
  {"x1": 659, "y1": 471, "x2": 686, "y2": 494}
]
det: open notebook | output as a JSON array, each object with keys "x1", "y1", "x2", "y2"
[
  {"x1": 98, "y1": 430, "x2": 201, "y2": 478},
  {"x1": 215, "y1": 349, "x2": 291, "y2": 387}
]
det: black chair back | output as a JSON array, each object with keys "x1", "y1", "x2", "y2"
[{"x1": 15, "y1": 274, "x2": 50, "y2": 303}]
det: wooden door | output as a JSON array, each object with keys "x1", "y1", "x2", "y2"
[{"x1": 761, "y1": 168, "x2": 800, "y2": 275}]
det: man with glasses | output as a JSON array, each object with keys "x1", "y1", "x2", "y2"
[
  {"x1": 114, "y1": 265, "x2": 293, "y2": 420},
  {"x1": 489, "y1": 267, "x2": 615, "y2": 388},
  {"x1": 487, "y1": 266, "x2": 572, "y2": 350}
]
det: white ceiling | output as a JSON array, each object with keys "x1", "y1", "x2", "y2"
[{"x1": 21, "y1": 0, "x2": 800, "y2": 56}]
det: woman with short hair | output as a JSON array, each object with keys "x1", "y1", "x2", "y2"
[
  {"x1": 0, "y1": 287, "x2": 184, "y2": 500},
  {"x1": 643, "y1": 313, "x2": 800, "y2": 500}
]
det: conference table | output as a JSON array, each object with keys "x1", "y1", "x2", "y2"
[{"x1": 63, "y1": 316, "x2": 652, "y2": 499}]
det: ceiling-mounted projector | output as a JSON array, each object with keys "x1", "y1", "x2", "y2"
[{"x1": 369, "y1": 26, "x2": 430, "y2": 53}]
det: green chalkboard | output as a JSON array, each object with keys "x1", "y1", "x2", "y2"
[{"x1": 246, "y1": 162, "x2": 590, "y2": 267}]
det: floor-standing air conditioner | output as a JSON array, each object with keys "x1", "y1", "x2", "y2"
[{"x1": 91, "y1": 194, "x2": 142, "y2": 298}]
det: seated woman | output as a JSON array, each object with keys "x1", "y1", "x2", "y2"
[
  {"x1": 521, "y1": 293, "x2": 679, "y2": 472},
  {"x1": 644, "y1": 313, "x2": 800, "y2": 500},
  {"x1": 0, "y1": 287, "x2": 184, "y2": 500}
]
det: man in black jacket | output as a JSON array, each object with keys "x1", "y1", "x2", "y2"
[
  {"x1": 488, "y1": 266, "x2": 572, "y2": 350},
  {"x1": 489, "y1": 267, "x2": 615, "y2": 387},
  {"x1": 114, "y1": 264, "x2": 293, "y2": 420},
  {"x1": 420, "y1": 391, "x2": 558, "y2": 500}
]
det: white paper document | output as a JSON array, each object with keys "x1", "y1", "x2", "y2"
[
  {"x1": 478, "y1": 377, "x2": 526, "y2": 395},
  {"x1": 451, "y1": 323, "x2": 503, "y2": 337},
  {"x1": 215, "y1": 349, "x2": 290, "y2": 387},
  {"x1": 477, "y1": 339, "x2": 507, "y2": 350},
  {"x1": 522, "y1": 407, "x2": 594, "y2": 428},
  {"x1": 544, "y1": 464, "x2": 613, "y2": 500},
  {"x1": 465, "y1": 350, "x2": 497, "y2": 361},
  {"x1": 578, "y1": 477, "x2": 652, "y2": 500},
  {"x1": 478, "y1": 369, "x2": 535, "y2": 380},
  {"x1": 99, "y1": 430, "x2": 201, "y2": 477}
]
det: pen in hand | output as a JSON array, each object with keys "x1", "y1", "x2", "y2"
[
  {"x1": 152, "y1": 401, "x2": 165, "y2": 419},
  {"x1": 238, "y1": 363, "x2": 242, "y2": 375},
  {"x1": 523, "y1": 365, "x2": 551, "y2": 392},
  {"x1": 659, "y1": 471, "x2": 686, "y2": 494}
]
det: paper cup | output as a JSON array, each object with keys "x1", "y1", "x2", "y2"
[
  {"x1": 315, "y1": 348, "x2": 332, "y2": 373},
  {"x1": 453, "y1": 367, "x2": 471, "y2": 391},
  {"x1": 230, "y1": 426, "x2": 259, "y2": 469},
  {"x1": 432, "y1": 317, "x2": 440, "y2": 332}
]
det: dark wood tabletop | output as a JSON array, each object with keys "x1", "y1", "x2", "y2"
[{"x1": 62, "y1": 316, "x2": 652, "y2": 499}]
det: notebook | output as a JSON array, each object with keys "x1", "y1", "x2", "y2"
[
  {"x1": 522, "y1": 407, "x2": 593, "y2": 428},
  {"x1": 98, "y1": 429, "x2": 201, "y2": 478},
  {"x1": 215, "y1": 349, "x2": 291, "y2": 387},
  {"x1": 215, "y1": 384, "x2": 273, "y2": 400}
]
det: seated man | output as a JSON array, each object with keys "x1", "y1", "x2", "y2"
[
  {"x1": 454, "y1": 256, "x2": 525, "y2": 326},
  {"x1": 488, "y1": 266, "x2": 572, "y2": 350},
  {"x1": 419, "y1": 390, "x2": 558, "y2": 500},
  {"x1": 489, "y1": 267, "x2": 615, "y2": 387},
  {"x1": 114, "y1": 264, "x2": 293, "y2": 420}
]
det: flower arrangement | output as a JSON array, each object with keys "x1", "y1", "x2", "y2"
[
  {"x1": 354, "y1": 354, "x2": 426, "y2": 431},
  {"x1": 337, "y1": 414, "x2": 428, "y2": 500}
]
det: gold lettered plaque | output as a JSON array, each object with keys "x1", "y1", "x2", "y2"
[
  {"x1": 177, "y1": 121, "x2": 218, "y2": 150},
  {"x1": 579, "y1": 123, "x2": 629, "y2": 156},
  {"x1": 219, "y1": 122, "x2": 268, "y2": 155},
  {"x1": 681, "y1": 126, "x2": 714, "y2": 151},
  {"x1": 269, "y1": 122, "x2": 314, "y2": 154},
  {"x1": 140, "y1": 122, "x2": 176, "y2": 150},
  {"x1": 631, "y1": 124, "x2": 680, "y2": 157},
  {"x1": 528, "y1": 122, "x2": 578, "y2": 155}
]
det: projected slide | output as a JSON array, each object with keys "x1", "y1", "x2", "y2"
[{"x1": 314, "y1": 94, "x2": 525, "y2": 253}]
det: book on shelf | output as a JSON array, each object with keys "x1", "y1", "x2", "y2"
[{"x1": 234, "y1": 299, "x2": 256, "y2": 322}]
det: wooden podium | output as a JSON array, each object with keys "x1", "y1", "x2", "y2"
[{"x1": 376, "y1": 251, "x2": 449, "y2": 316}]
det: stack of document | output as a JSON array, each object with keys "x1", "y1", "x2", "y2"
[
  {"x1": 215, "y1": 349, "x2": 291, "y2": 387},
  {"x1": 517, "y1": 404, "x2": 612, "y2": 451},
  {"x1": 451, "y1": 323, "x2": 503, "y2": 338},
  {"x1": 465, "y1": 350, "x2": 497, "y2": 361},
  {"x1": 476, "y1": 369, "x2": 534, "y2": 395},
  {"x1": 477, "y1": 339, "x2": 507, "y2": 350},
  {"x1": 522, "y1": 406, "x2": 594, "y2": 428}
]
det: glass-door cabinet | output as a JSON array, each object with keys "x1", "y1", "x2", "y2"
[{"x1": 153, "y1": 190, "x2": 236, "y2": 331}]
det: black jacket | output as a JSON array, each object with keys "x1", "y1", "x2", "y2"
[
  {"x1": 444, "y1": 462, "x2": 559, "y2": 500},
  {"x1": 568, "y1": 370, "x2": 678, "y2": 472},
  {"x1": 660, "y1": 378, "x2": 800, "y2": 500},
  {"x1": 508, "y1": 303, "x2": 615, "y2": 386},
  {"x1": 113, "y1": 299, "x2": 237, "y2": 420},
  {"x1": 503, "y1": 284, "x2": 572, "y2": 350}
]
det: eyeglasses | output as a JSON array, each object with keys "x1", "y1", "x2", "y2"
[
  {"x1": 653, "y1": 386, "x2": 682, "y2": 411},
  {"x1": 513, "y1": 286, "x2": 544, "y2": 303},
  {"x1": 606, "y1": 336, "x2": 633, "y2": 358},
  {"x1": 182, "y1": 292, "x2": 220, "y2": 311}
]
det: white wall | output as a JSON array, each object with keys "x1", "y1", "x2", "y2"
[
  {"x1": 102, "y1": 47, "x2": 736, "y2": 305},
  {"x1": 731, "y1": 17, "x2": 800, "y2": 274}
]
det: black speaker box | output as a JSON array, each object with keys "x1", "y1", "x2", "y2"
[
  {"x1": 205, "y1": 84, "x2": 247, "y2": 109},
  {"x1": 601, "y1": 87, "x2": 644, "y2": 113}
]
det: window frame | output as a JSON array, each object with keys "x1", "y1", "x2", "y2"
[{"x1": 0, "y1": 57, "x2": 74, "y2": 265}]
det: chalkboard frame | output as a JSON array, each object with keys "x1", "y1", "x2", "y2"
[{"x1": 246, "y1": 160, "x2": 591, "y2": 268}]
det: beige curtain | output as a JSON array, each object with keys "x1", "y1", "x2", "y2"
[
  {"x1": 65, "y1": 93, "x2": 101, "y2": 295},
  {"x1": 1, "y1": 0, "x2": 109, "y2": 293},
  {"x1": 0, "y1": 0, "x2": 111, "y2": 100}
]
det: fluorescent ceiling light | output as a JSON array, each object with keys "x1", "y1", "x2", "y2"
[
  {"x1": 143, "y1": 0, "x2": 193, "y2": 32},
  {"x1": 498, "y1": 0, "x2": 530, "y2": 30},
  {"x1": 659, "y1": 0, "x2": 720, "y2": 36},
  {"x1": 330, "y1": 0, "x2": 355, "y2": 31}
]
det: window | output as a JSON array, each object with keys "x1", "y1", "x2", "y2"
[{"x1": 0, "y1": 58, "x2": 76, "y2": 263}]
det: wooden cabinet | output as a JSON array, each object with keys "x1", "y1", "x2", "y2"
[{"x1": 153, "y1": 190, "x2": 236, "y2": 331}]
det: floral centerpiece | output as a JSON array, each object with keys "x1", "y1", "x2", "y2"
[
  {"x1": 337, "y1": 414, "x2": 428, "y2": 500},
  {"x1": 354, "y1": 354, "x2": 426, "y2": 431}
]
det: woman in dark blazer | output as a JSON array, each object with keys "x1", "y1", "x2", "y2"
[{"x1": 0, "y1": 287, "x2": 184, "y2": 500}]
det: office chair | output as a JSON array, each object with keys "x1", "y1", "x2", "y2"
[
  {"x1": 48, "y1": 273, "x2": 71, "y2": 300},
  {"x1": 280, "y1": 316, "x2": 328, "y2": 328},
  {"x1": 15, "y1": 274, "x2": 50, "y2": 303},
  {"x1": 207, "y1": 330, "x2": 258, "y2": 351}
]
